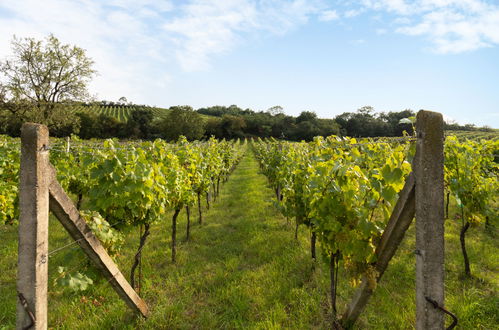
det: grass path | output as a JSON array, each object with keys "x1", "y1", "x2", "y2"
[{"x1": 133, "y1": 150, "x2": 329, "y2": 329}]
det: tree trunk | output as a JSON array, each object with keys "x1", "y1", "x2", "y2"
[
  {"x1": 212, "y1": 182, "x2": 217, "y2": 202},
  {"x1": 460, "y1": 220, "x2": 471, "y2": 277},
  {"x1": 206, "y1": 192, "x2": 210, "y2": 210},
  {"x1": 185, "y1": 206, "x2": 190, "y2": 241},
  {"x1": 171, "y1": 209, "x2": 180, "y2": 263},
  {"x1": 311, "y1": 229, "x2": 316, "y2": 260},
  {"x1": 216, "y1": 177, "x2": 221, "y2": 198},
  {"x1": 138, "y1": 225, "x2": 143, "y2": 294},
  {"x1": 330, "y1": 250, "x2": 340, "y2": 322},
  {"x1": 445, "y1": 191, "x2": 450, "y2": 219},
  {"x1": 294, "y1": 222, "x2": 299, "y2": 240},
  {"x1": 76, "y1": 193, "x2": 83, "y2": 210},
  {"x1": 197, "y1": 192, "x2": 203, "y2": 224},
  {"x1": 130, "y1": 223, "x2": 150, "y2": 290}
]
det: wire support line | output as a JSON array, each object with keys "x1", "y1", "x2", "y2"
[
  {"x1": 329, "y1": 137, "x2": 417, "y2": 148},
  {"x1": 48, "y1": 238, "x2": 85, "y2": 256},
  {"x1": 48, "y1": 221, "x2": 124, "y2": 256},
  {"x1": 68, "y1": 145, "x2": 144, "y2": 151},
  {"x1": 48, "y1": 147, "x2": 136, "y2": 156}
]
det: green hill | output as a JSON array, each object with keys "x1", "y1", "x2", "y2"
[{"x1": 66, "y1": 103, "x2": 172, "y2": 121}]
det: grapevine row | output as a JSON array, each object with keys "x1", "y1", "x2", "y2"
[
  {"x1": 253, "y1": 134, "x2": 498, "y2": 325},
  {"x1": 1, "y1": 134, "x2": 246, "y2": 290}
]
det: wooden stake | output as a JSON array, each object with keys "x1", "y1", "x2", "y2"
[
  {"x1": 47, "y1": 166, "x2": 149, "y2": 317},
  {"x1": 342, "y1": 173, "x2": 415, "y2": 327}
]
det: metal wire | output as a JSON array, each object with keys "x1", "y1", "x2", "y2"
[
  {"x1": 425, "y1": 296, "x2": 458, "y2": 330},
  {"x1": 17, "y1": 292, "x2": 35, "y2": 330},
  {"x1": 48, "y1": 221, "x2": 123, "y2": 256},
  {"x1": 48, "y1": 238, "x2": 86, "y2": 256},
  {"x1": 327, "y1": 137, "x2": 417, "y2": 148}
]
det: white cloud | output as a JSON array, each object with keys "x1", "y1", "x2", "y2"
[
  {"x1": 163, "y1": 0, "x2": 326, "y2": 71},
  {"x1": 0, "y1": 0, "x2": 177, "y2": 103},
  {"x1": 350, "y1": 39, "x2": 367, "y2": 45},
  {"x1": 0, "y1": 0, "x2": 327, "y2": 101},
  {"x1": 319, "y1": 10, "x2": 339, "y2": 22},
  {"x1": 344, "y1": 9, "x2": 364, "y2": 18},
  {"x1": 357, "y1": 0, "x2": 499, "y2": 53}
]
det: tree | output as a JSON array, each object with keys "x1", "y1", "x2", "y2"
[
  {"x1": 125, "y1": 108, "x2": 154, "y2": 139},
  {"x1": 220, "y1": 114, "x2": 246, "y2": 139},
  {"x1": 0, "y1": 34, "x2": 96, "y2": 121},
  {"x1": 267, "y1": 105, "x2": 284, "y2": 116},
  {"x1": 160, "y1": 106, "x2": 205, "y2": 141},
  {"x1": 296, "y1": 111, "x2": 318, "y2": 123}
]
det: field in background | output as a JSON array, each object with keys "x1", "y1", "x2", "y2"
[
  {"x1": 445, "y1": 129, "x2": 499, "y2": 140},
  {"x1": 66, "y1": 103, "x2": 217, "y2": 123},
  {"x1": 66, "y1": 104, "x2": 172, "y2": 121}
]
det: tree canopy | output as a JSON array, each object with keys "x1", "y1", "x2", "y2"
[{"x1": 0, "y1": 34, "x2": 96, "y2": 120}]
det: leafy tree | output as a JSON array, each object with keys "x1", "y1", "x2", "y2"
[
  {"x1": 97, "y1": 114, "x2": 126, "y2": 138},
  {"x1": 317, "y1": 118, "x2": 341, "y2": 137},
  {"x1": 220, "y1": 114, "x2": 246, "y2": 139},
  {"x1": 244, "y1": 112, "x2": 272, "y2": 138},
  {"x1": 204, "y1": 117, "x2": 223, "y2": 138},
  {"x1": 125, "y1": 108, "x2": 154, "y2": 139},
  {"x1": 296, "y1": 111, "x2": 318, "y2": 123},
  {"x1": 267, "y1": 105, "x2": 284, "y2": 116},
  {"x1": 379, "y1": 109, "x2": 415, "y2": 136},
  {"x1": 75, "y1": 112, "x2": 99, "y2": 139},
  {"x1": 160, "y1": 106, "x2": 205, "y2": 141},
  {"x1": 0, "y1": 34, "x2": 96, "y2": 121},
  {"x1": 271, "y1": 114, "x2": 296, "y2": 139},
  {"x1": 292, "y1": 120, "x2": 321, "y2": 141}
]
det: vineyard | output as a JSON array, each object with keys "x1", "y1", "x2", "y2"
[
  {"x1": 444, "y1": 129, "x2": 499, "y2": 141},
  {"x1": 65, "y1": 103, "x2": 172, "y2": 121},
  {"x1": 0, "y1": 114, "x2": 498, "y2": 329}
]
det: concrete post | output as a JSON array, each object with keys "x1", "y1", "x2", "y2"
[
  {"x1": 414, "y1": 110, "x2": 445, "y2": 329},
  {"x1": 17, "y1": 123, "x2": 50, "y2": 330}
]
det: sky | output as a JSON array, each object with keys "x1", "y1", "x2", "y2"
[{"x1": 0, "y1": 0, "x2": 498, "y2": 127}]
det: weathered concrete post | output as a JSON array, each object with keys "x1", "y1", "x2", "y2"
[
  {"x1": 17, "y1": 123, "x2": 50, "y2": 330},
  {"x1": 414, "y1": 110, "x2": 445, "y2": 329}
]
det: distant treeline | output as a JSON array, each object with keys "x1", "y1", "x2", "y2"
[{"x1": 0, "y1": 102, "x2": 494, "y2": 141}]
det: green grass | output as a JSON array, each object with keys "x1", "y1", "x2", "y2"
[{"x1": 1, "y1": 151, "x2": 498, "y2": 329}]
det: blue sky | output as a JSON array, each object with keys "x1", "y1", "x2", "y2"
[{"x1": 1, "y1": 0, "x2": 498, "y2": 127}]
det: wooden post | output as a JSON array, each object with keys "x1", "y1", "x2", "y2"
[
  {"x1": 47, "y1": 166, "x2": 149, "y2": 317},
  {"x1": 17, "y1": 123, "x2": 50, "y2": 330},
  {"x1": 414, "y1": 110, "x2": 445, "y2": 329},
  {"x1": 342, "y1": 173, "x2": 415, "y2": 327}
]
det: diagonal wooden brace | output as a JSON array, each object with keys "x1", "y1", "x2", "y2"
[
  {"x1": 47, "y1": 165, "x2": 149, "y2": 318},
  {"x1": 341, "y1": 172, "x2": 415, "y2": 327}
]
